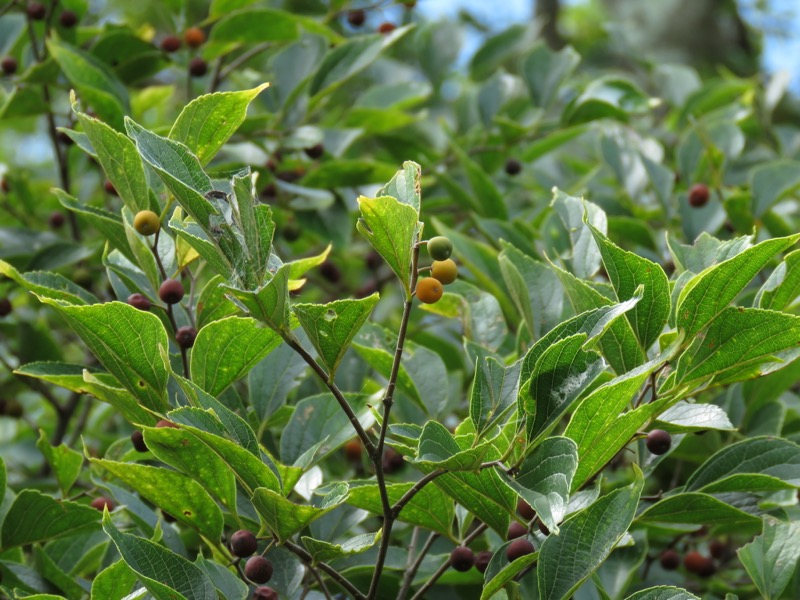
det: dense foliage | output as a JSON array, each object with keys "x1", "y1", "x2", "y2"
[{"x1": 1, "y1": 1, "x2": 800, "y2": 599}]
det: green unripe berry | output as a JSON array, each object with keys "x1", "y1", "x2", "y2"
[
  {"x1": 427, "y1": 236, "x2": 453, "y2": 261},
  {"x1": 431, "y1": 259, "x2": 458, "y2": 285},
  {"x1": 133, "y1": 210, "x2": 160, "y2": 236}
]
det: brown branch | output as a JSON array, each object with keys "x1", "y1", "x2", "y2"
[{"x1": 282, "y1": 539, "x2": 365, "y2": 600}]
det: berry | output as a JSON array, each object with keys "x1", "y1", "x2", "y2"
[
  {"x1": 507, "y1": 521, "x2": 526, "y2": 540},
  {"x1": 189, "y1": 57, "x2": 208, "y2": 77},
  {"x1": 162, "y1": 511, "x2": 177, "y2": 522},
  {"x1": 133, "y1": 210, "x2": 161, "y2": 235},
  {"x1": 659, "y1": 549, "x2": 680, "y2": 570},
  {"x1": 382, "y1": 447, "x2": 404, "y2": 473},
  {"x1": 517, "y1": 498, "x2": 535, "y2": 521},
  {"x1": 175, "y1": 326, "x2": 197, "y2": 349},
  {"x1": 688, "y1": 183, "x2": 710, "y2": 208},
  {"x1": 537, "y1": 520, "x2": 550, "y2": 536},
  {"x1": 59, "y1": 10, "x2": 78, "y2": 28},
  {"x1": 427, "y1": 236, "x2": 453, "y2": 261},
  {"x1": 415, "y1": 277, "x2": 443, "y2": 304},
  {"x1": 131, "y1": 430, "x2": 148, "y2": 452},
  {"x1": 320, "y1": 260, "x2": 341, "y2": 283},
  {"x1": 431, "y1": 259, "x2": 457, "y2": 285},
  {"x1": 366, "y1": 250, "x2": 381, "y2": 270},
  {"x1": 474, "y1": 550, "x2": 492, "y2": 573},
  {"x1": 304, "y1": 143, "x2": 324, "y2": 159},
  {"x1": 506, "y1": 538, "x2": 534, "y2": 562},
  {"x1": 27, "y1": 1, "x2": 46, "y2": 20},
  {"x1": 450, "y1": 546, "x2": 475, "y2": 572},
  {"x1": 245, "y1": 556, "x2": 273, "y2": 584},
  {"x1": 344, "y1": 438, "x2": 362, "y2": 461},
  {"x1": 104, "y1": 180, "x2": 117, "y2": 195},
  {"x1": 505, "y1": 158, "x2": 522, "y2": 175},
  {"x1": 90, "y1": 497, "x2": 114, "y2": 511},
  {"x1": 0, "y1": 399, "x2": 23, "y2": 418},
  {"x1": 1, "y1": 57, "x2": 18, "y2": 76},
  {"x1": 0, "y1": 298, "x2": 11, "y2": 317},
  {"x1": 127, "y1": 293, "x2": 151, "y2": 311},
  {"x1": 282, "y1": 222, "x2": 300, "y2": 242},
  {"x1": 253, "y1": 587, "x2": 278, "y2": 600},
  {"x1": 646, "y1": 429, "x2": 672, "y2": 455},
  {"x1": 48, "y1": 211, "x2": 65, "y2": 230},
  {"x1": 347, "y1": 9, "x2": 366, "y2": 27},
  {"x1": 161, "y1": 35, "x2": 182, "y2": 53},
  {"x1": 709, "y1": 539, "x2": 725, "y2": 559},
  {"x1": 156, "y1": 419, "x2": 179, "y2": 429},
  {"x1": 184, "y1": 27, "x2": 206, "y2": 48},
  {"x1": 261, "y1": 183, "x2": 277, "y2": 199},
  {"x1": 378, "y1": 22, "x2": 396, "y2": 34},
  {"x1": 684, "y1": 551, "x2": 715, "y2": 577},
  {"x1": 0, "y1": 177, "x2": 8, "y2": 192},
  {"x1": 57, "y1": 131, "x2": 74, "y2": 146},
  {"x1": 230, "y1": 530, "x2": 258, "y2": 557},
  {"x1": 159, "y1": 279, "x2": 185, "y2": 304}
]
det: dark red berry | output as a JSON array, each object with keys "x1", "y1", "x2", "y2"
[
  {"x1": 507, "y1": 521, "x2": 526, "y2": 540},
  {"x1": 26, "y1": 1, "x2": 46, "y2": 20},
  {"x1": 688, "y1": 183, "x2": 710, "y2": 208},
  {"x1": 474, "y1": 550, "x2": 492, "y2": 573},
  {"x1": 265, "y1": 159, "x2": 278, "y2": 172},
  {"x1": 90, "y1": 497, "x2": 114, "y2": 511},
  {"x1": 304, "y1": 143, "x2": 324, "y2": 159},
  {"x1": 709, "y1": 539, "x2": 725, "y2": 559},
  {"x1": 646, "y1": 429, "x2": 672, "y2": 455},
  {"x1": 253, "y1": 587, "x2": 278, "y2": 600},
  {"x1": 506, "y1": 538, "x2": 534, "y2": 562},
  {"x1": 261, "y1": 183, "x2": 277, "y2": 199},
  {"x1": 0, "y1": 298, "x2": 11, "y2": 317},
  {"x1": 537, "y1": 520, "x2": 550, "y2": 536},
  {"x1": 382, "y1": 447, "x2": 404, "y2": 473},
  {"x1": 1, "y1": 57, "x2": 18, "y2": 76},
  {"x1": 49, "y1": 211, "x2": 65, "y2": 229},
  {"x1": 156, "y1": 419, "x2": 179, "y2": 429},
  {"x1": 104, "y1": 180, "x2": 117, "y2": 195},
  {"x1": 163, "y1": 511, "x2": 177, "y2": 522},
  {"x1": 131, "y1": 430, "x2": 148, "y2": 452},
  {"x1": 282, "y1": 222, "x2": 301, "y2": 242},
  {"x1": 277, "y1": 169, "x2": 302, "y2": 183},
  {"x1": 175, "y1": 326, "x2": 197, "y2": 349},
  {"x1": 319, "y1": 260, "x2": 341, "y2": 283},
  {"x1": 189, "y1": 57, "x2": 208, "y2": 77},
  {"x1": 517, "y1": 498, "x2": 535, "y2": 520},
  {"x1": 347, "y1": 9, "x2": 366, "y2": 27},
  {"x1": 127, "y1": 293, "x2": 151, "y2": 311},
  {"x1": 505, "y1": 158, "x2": 522, "y2": 176},
  {"x1": 158, "y1": 279, "x2": 185, "y2": 304},
  {"x1": 160, "y1": 35, "x2": 182, "y2": 53},
  {"x1": 57, "y1": 131, "x2": 74, "y2": 146},
  {"x1": 378, "y1": 22, "x2": 396, "y2": 34},
  {"x1": 245, "y1": 556, "x2": 273, "y2": 584},
  {"x1": 450, "y1": 546, "x2": 475, "y2": 572},
  {"x1": 659, "y1": 549, "x2": 680, "y2": 570},
  {"x1": 59, "y1": 10, "x2": 78, "y2": 28},
  {"x1": 230, "y1": 530, "x2": 258, "y2": 557},
  {"x1": 683, "y1": 550, "x2": 707, "y2": 574}
]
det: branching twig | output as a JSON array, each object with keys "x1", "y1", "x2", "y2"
[
  {"x1": 282, "y1": 539, "x2": 366, "y2": 600},
  {"x1": 391, "y1": 469, "x2": 445, "y2": 518},
  {"x1": 397, "y1": 531, "x2": 438, "y2": 600}
]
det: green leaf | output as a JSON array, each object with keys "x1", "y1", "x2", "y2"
[
  {"x1": 356, "y1": 195, "x2": 418, "y2": 297},
  {"x1": 90, "y1": 559, "x2": 137, "y2": 600},
  {"x1": 48, "y1": 39, "x2": 128, "y2": 130},
  {"x1": 207, "y1": 9, "x2": 299, "y2": 57},
  {"x1": 347, "y1": 482, "x2": 454, "y2": 537},
  {"x1": 225, "y1": 264, "x2": 294, "y2": 334},
  {"x1": 469, "y1": 23, "x2": 534, "y2": 81},
  {"x1": 92, "y1": 458, "x2": 224, "y2": 540},
  {"x1": 751, "y1": 159, "x2": 800, "y2": 217},
  {"x1": 498, "y1": 437, "x2": 578, "y2": 533},
  {"x1": 552, "y1": 190, "x2": 607, "y2": 279},
  {"x1": 248, "y1": 343, "x2": 307, "y2": 422},
  {"x1": 625, "y1": 587, "x2": 700, "y2": 600},
  {"x1": 192, "y1": 316, "x2": 282, "y2": 397},
  {"x1": 376, "y1": 160, "x2": 422, "y2": 213},
  {"x1": 0, "y1": 260, "x2": 98, "y2": 305},
  {"x1": 431, "y1": 465, "x2": 514, "y2": 536},
  {"x1": 538, "y1": 471, "x2": 643, "y2": 600},
  {"x1": 470, "y1": 356, "x2": 521, "y2": 436},
  {"x1": 415, "y1": 422, "x2": 491, "y2": 470},
  {"x1": 481, "y1": 552, "x2": 538, "y2": 600},
  {"x1": 280, "y1": 393, "x2": 375, "y2": 466},
  {"x1": 676, "y1": 307, "x2": 800, "y2": 387},
  {"x1": 676, "y1": 234, "x2": 800, "y2": 337},
  {"x1": 35, "y1": 431, "x2": 83, "y2": 496},
  {"x1": 737, "y1": 518, "x2": 800, "y2": 600},
  {"x1": 499, "y1": 241, "x2": 562, "y2": 340},
  {"x1": 667, "y1": 232, "x2": 754, "y2": 275},
  {"x1": 102, "y1": 511, "x2": 216, "y2": 600},
  {"x1": 564, "y1": 76, "x2": 652, "y2": 124},
  {"x1": 1, "y1": 490, "x2": 99, "y2": 549},
  {"x1": 38, "y1": 300, "x2": 169, "y2": 412},
  {"x1": 653, "y1": 401, "x2": 735, "y2": 433},
  {"x1": 71, "y1": 103, "x2": 148, "y2": 212},
  {"x1": 301, "y1": 531, "x2": 382, "y2": 564},
  {"x1": 294, "y1": 295, "x2": 379, "y2": 381},
  {"x1": 522, "y1": 43, "x2": 580, "y2": 107},
  {"x1": 252, "y1": 483, "x2": 348, "y2": 543},
  {"x1": 588, "y1": 224, "x2": 670, "y2": 351},
  {"x1": 301, "y1": 160, "x2": 398, "y2": 189},
  {"x1": 636, "y1": 492, "x2": 762, "y2": 526},
  {"x1": 684, "y1": 437, "x2": 800, "y2": 492},
  {"x1": 756, "y1": 249, "x2": 800, "y2": 312},
  {"x1": 231, "y1": 173, "x2": 274, "y2": 288},
  {"x1": 169, "y1": 83, "x2": 270, "y2": 165},
  {"x1": 141, "y1": 425, "x2": 238, "y2": 514},
  {"x1": 450, "y1": 143, "x2": 508, "y2": 220},
  {"x1": 168, "y1": 209, "x2": 234, "y2": 278},
  {"x1": 565, "y1": 359, "x2": 665, "y2": 490}
]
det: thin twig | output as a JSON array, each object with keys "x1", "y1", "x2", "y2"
[
  {"x1": 307, "y1": 563, "x2": 333, "y2": 600},
  {"x1": 397, "y1": 531, "x2": 438, "y2": 600},
  {"x1": 216, "y1": 43, "x2": 271, "y2": 85},
  {"x1": 282, "y1": 539, "x2": 365, "y2": 600},
  {"x1": 391, "y1": 469, "x2": 445, "y2": 518}
]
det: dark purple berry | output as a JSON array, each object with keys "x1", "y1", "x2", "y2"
[
  {"x1": 506, "y1": 538, "x2": 534, "y2": 562},
  {"x1": 2, "y1": 57, "x2": 18, "y2": 76},
  {"x1": 507, "y1": 521, "x2": 526, "y2": 540},
  {"x1": 646, "y1": 429, "x2": 672, "y2": 455},
  {"x1": 230, "y1": 530, "x2": 258, "y2": 557},
  {"x1": 127, "y1": 293, "x2": 151, "y2": 311},
  {"x1": 189, "y1": 57, "x2": 208, "y2": 77},
  {"x1": 659, "y1": 549, "x2": 680, "y2": 570},
  {"x1": 158, "y1": 279, "x2": 185, "y2": 304},
  {"x1": 244, "y1": 556, "x2": 273, "y2": 584},
  {"x1": 474, "y1": 550, "x2": 492, "y2": 573},
  {"x1": 131, "y1": 430, "x2": 148, "y2": 452},
  {"x1": 175, "y1": 326, "x2": 197, "y2": 349},
  {"x1": 304, "y1": 143, "x2": 324, "y2": 159},
  {"x1": 450, "y1": 546, "x2": 475, "y2": 572},
  {"x1": 27, "y1": 1, "x2": 46, "y2": 20},
  {"x1": 688, "y1": 183, "x2": 710, "y2": 208},
  {"x1": 161, "y1": 35, "x2": 182, "y2": 53},
  {"x1": 59, "y1": 10, "x2": 78, "y2": 28},
  {"x1": 505, "y1": 158, "x2": 522, "y2": 175},
  {"x1": 0, "y1": 298, "x2": 12, "y2": 317},
  {"x1": 517, "y1": 498, "x2": 535, "y2": 520},
  {"x1": 347, "y1": 9, "x2": 366, "y2": 27}
]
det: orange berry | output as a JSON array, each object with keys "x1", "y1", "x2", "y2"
[
  {"x1": 415, "y1": 277, "x2": 443, "y2": 304},
  {"x1": 183, "y1": 27, "x2": 206, "y2": 48}
]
